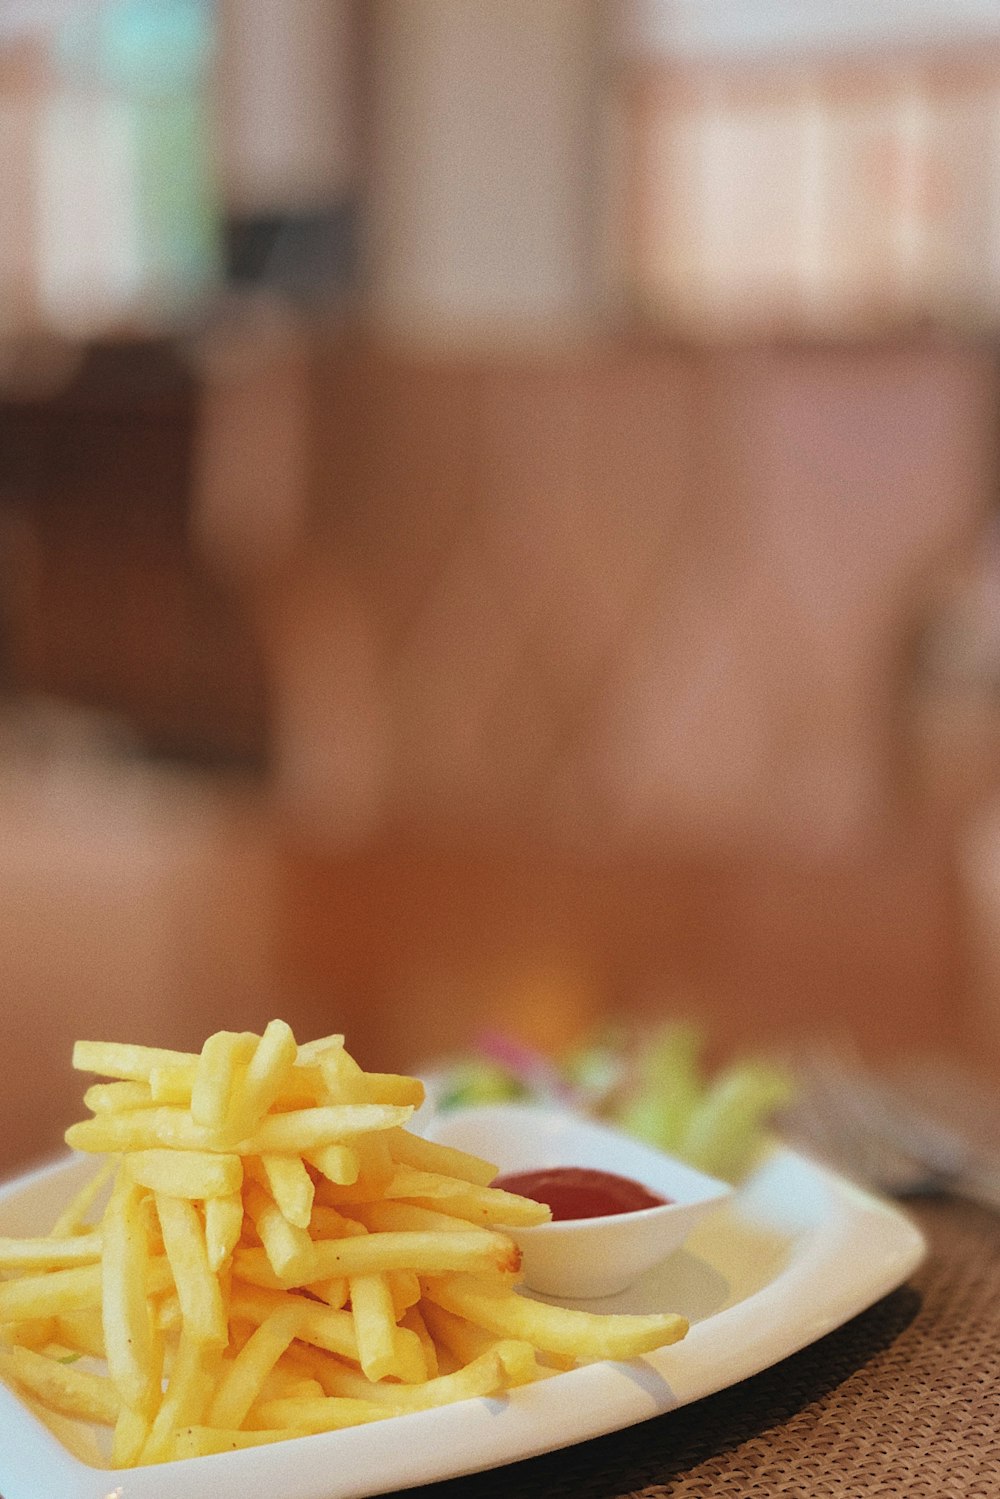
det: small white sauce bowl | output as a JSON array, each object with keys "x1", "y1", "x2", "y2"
[{"x1": 424, "y1": 1102, "x2": 733, "y2": 1300}]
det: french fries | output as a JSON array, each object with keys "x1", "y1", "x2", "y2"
[
  {"x1": 0, "y1": 1022, "x2": 690, "y2": 1468},
  {"x1": 127, "y1": 1149, "x2": 243, "y2": 1200},
  {"x1": 421, "y1": 1273, "x2": 688, "y2": 1362},
  {"x1": 0, "y1": 1345, "x2": 121, "y2": 1426},
  {"x1": 0, "y1": 1233, "x2": 102, "y2": 1271}
]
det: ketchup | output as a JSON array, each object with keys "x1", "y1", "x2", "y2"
[{"x1": 493, "y1": 1166, "x2": 670, "y2": 1221}]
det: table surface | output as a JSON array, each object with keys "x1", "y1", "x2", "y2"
[{"x1": 381, "y1": 1195, "x2": 999, "y2": 1498}]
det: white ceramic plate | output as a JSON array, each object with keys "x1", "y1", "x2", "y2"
[{"x1": 0, "y1": 1131, "x2": 925, "y2": 1499}]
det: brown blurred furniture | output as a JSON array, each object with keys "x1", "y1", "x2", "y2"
[
  {"x1": 294, "y1": 335, "x2": 994, "y2": 854},
  {"x1": 197, "y1": 328, "x2": 998, "y2": 1074},
  {"x1": 0, "y1": 340, "x2": 270, "y2": 766}
]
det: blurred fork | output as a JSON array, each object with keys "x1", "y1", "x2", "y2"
[{"x1": 779, "y1": 1042, "x2": 1000, "y2": 1212}]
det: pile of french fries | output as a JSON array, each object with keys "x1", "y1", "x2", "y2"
[{"x1": 0, "y1": 1022, "x2": 688, "y2": 1468}]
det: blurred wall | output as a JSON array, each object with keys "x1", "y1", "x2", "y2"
[
  {"x1": 4, "y1": 2, "x2": 1000, "y2": 1180},
  {"x1": 232, "y1": 336, "x2": 995, "y2": 859},
  {"x1": 187, "y1": 327, "x2": 999, "y2": 1087}
]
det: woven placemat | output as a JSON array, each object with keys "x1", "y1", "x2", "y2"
[{"x1": 383, "y1": 1198, "x2": 1000, "y2": 1498}]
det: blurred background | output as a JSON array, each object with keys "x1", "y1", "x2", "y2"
[{"x1": 3, "y1": 0, "x2": 1000, "y2": 1174}]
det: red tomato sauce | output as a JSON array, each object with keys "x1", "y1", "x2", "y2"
[{"x1": 493, "y1": 1166, "x2": 670, "y2": 1220}]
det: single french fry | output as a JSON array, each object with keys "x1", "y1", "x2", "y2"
[
  {"x1": 302, "y1": 1225, "x2": 518, "y2": 1280},
  {"x1": 240, "y1": 1104, "x2": 413, "y2": 1157},
  {"x1": 318, "y1": 1049, "x2": 424, "y2": 1109},
  {"x1": 264, "y1": 1339, "x2": 348, "y2": 1398},
  {"x1": 254, "y1": 1154, "x2": 314, "y2": 1229},
  {"x1": 171, "y1": 1424, "x2": 316, "y2": 1458},
  {"x1": 190, "y1": 1030, "x2": 258, "y2": 1130},
  {"x1": 66, "y1": 1107, "x2": 227, "y2": 1155},
  {"x1": 491, "y1": 1337, "x2": 544, "y2": 1385},
  {"x1": 236, "y1": 1224, "x2": 519, "y2": 1287},
  {"x1": 148, "y1": 1062, "x2": 194, "y2": 1104},
  {"x1": 0, "y1": 1345, "x2": 120, "y2": 1425},
  {"x1": 400, "y1": 1303, "x2": 438, "y2": 1378},
  {"x1": 316, "y1": 1046, "x2": 368, "y2": 1102},
  {"x1": 49, "y1": 1160, "x2": 115, "y2": 1239},
  {"x1": 386, "y1": 1269, "x2": 421, "y2": 1319},
  {"x1": 345, "y1": 1200, "x2": 504, "y2": 1238},
  {"x1": 0, "y1": 1233, "x2": 101, "y2": 1271},
  {"x1": 243, "y1": 1181, "x2": 314, "y2": 1282},
  {"x1": 309, "y1": 1175, "x2": 395, "y2": 1209},
  {"x1": 207, "y1": 1303, "x2": 303, "y2": 1430},
  {"x1": 355, "y1": 1073, "x2": 425, "y2": 1107},
  {"x1": 139, "y1": 1191, "x2": 164, "y2": 1254},
  {"x1": 386, "y1": 1128, "x2": 498, "y2": 1187},
  {"x1": 259, "y1": 1347, "x2": 508, "y2": 1420},
  {"x1": 204, "y1": 1191, "x2": 243, "y2": 1273},
  {"x1": 0, "y1": 1264, "x2": 102, "y2": 1322},
  {"x1": 309, "y1": 1205, "x2": 368, "y2": 1241},
  {"x1": 230, "y1": 1284, "x2": 359, "y2": 1362},
  {"x1": 295, "y1": 1034, "x2": 345, "y2": 1066},
  {"x1": 382, "y1": 1164, "x2": 471, "y2": 1200},
  {"x1": 405, "y1": 1187, "x2": 549, "y2": 1229},
  {"x1": 226, "y1": 1019, "x2": 299, "y2": 1139},
  {"x1": 0, "y1": 1316, "x2": 56, "y2": 1350},
  {"x1": 73, "y1": 1041, "x2": 197, "y2": 1081},
  {"x1": 0, "y1": 1255, "x2": 171, "y2": 1322},
  {"x1": 226, "y1": 1252, "x2": 289, "y2": 1293},
  {"x1": 54, "y1": 1307, "x2": 106, "y2": 1359},
  {"x1": 247, "y1": 1395, "x2": 398, "y2": 1433},
  {"x1": 348, "y1": 1273, "x2": 397, "y2": 1382},
  {"x1": 155, "y1": 1194, "x2": 228, "y2": 1348},
  {"x1": 139, "y1": 1330, "x2": 217, "y2": 1465},
  {"x1": 269, "y1": 1072, "x2": 328, "y2": 1112},
  {"x1": 419, "y1": 1298, "x2": 496, "y2": 1364},
  {"x1": 384, "y1": 1166, "x2": 550, "y2": 1227},
  {"x1": 422, "y1": 1274, "x2": 689, "y2": 1361},
  {"x1": 111, "y1": 1403, "x2": 151, "y2": 1468},
  {"x1": 102, "y1": 1176, "x2": 160, "y2": 1416},
  {"x1": 304, "y1": 1276, "x2": 349, "y2": 1309},
  {"x1": 390, "y1": 1323, "x2": 428, "y2": 1383},
  {"x1": 256, "y1": 1371, "x2": 324, "y2": 1403},
  {"x1": 304, "y1": 1142, "x2": 360, "y2": 1185},
  {"x1": 182, "y1": 1419, "x2": 366, "y2": 1461},
  {"x1": 153, "y1": 1291, "x2": 182, "y2": 1334},
  {"x1": 127, "y1": 1149, "x2": 243, "y2": 1200},
  {"x1": 257, "y1": 1346, "x2": 328, "y2": 1401},
  {"x1": 420, "y1": 1302, "x2": 542, "y2": 1385},
  {"x1": 83, "y1": 1081, "x2": 155, "y2": 1114},
  {"x1": 351, "y1": 1134, "x2": 395, "y2": 1190},
  {"x1": 146, "y1": 1256, "x2": 176, "y2": 1298}
]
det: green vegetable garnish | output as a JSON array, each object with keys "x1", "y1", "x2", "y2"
[
  {"x1": 613, "y1": 1021, "x2": 704, "y2": 1155},
  {"x1": 437, "y1": 1061, "x2": 530, "y2": 1112}
]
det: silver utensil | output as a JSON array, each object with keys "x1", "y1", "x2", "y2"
[{"x1": 779, "y1": 1041, "x2": 1000, "y2": 1211}]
